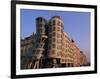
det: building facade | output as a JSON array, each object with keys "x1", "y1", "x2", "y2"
[
  {"x1": 21, "y1": 33, "x2": 35, "y2": 69},
  {"x1": 80, "y1": 51, "x2": 88, "y2": 66},
  {"x1": 21, "y1": 16, "x2": 88, "y2": 69}
]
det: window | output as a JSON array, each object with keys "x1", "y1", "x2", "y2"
[
  {"x1": 57, "y1": 39, "x2": 61, "y2": 43},
  {"x1": 53, "y1": 32, "x2": 56, "y2": 36},
  {"x1": 35, "y1": 44, "x2": 38, "y2": 48},
  {"x1": 57, "y1": 45, "x2": 61, "y2": 49},
  {"x1": 62, "y1": 59, "x2": 64, "y2": 62},
  {"x1": 57, "y1": 52, "x2": 61, "y2": 56},
  {"x1": 49, "y1": 27, "x2": 52, "y2": 32},
  {"x1": 68, "y1": 63, "x2": 70, "y2": 67},
  {"x1": 57, "y1": 21, "x2": 61, "y2": 26},
  {"x1": 21, "y1": 49, "x2": 23, "y2": 55},
  {"x1": 52, "y1": 20, "x2": 56, "y2": 25},
  {"x1": 57, "y1": 33, "x2": 61, "y2": 38},
  {"x1": 61, "y1": 23, "x2": 64, "y2": 28},
  {"x1": 52, "y1": 50, "x2": 56, "y2": 55},
  {"x1": 49, "y1": 34, "x2": 52, "y2": 38},
  {"x1": 66, "y1": 49, "x2": 67, "y2": 52},
  {"x1": 53, "y1": 26, "x2": 56, "y2": 31},
  {"x1": 33, "y1": 50, "x2": 35, "y2": 53},
  {"x1": 66, "y1": 44, "x2": 67, "y2": 47},
  {"x1": 49, "y1": 39, "x2": 52, "y2": 44},
  {"x1": 37, "y1": 50, "x2": 40, "y2": 54},
  {"x1": 39, "y1": 29, "x2": 42, "y2": 33},
  {"x1": 53, "y1": 38, "x2": 56, "y2": 42},
  {"x1": 61, "y1": 29, "x2": 63, "y2": 33},
  {"x1": 52, "y1": 44, "x2": 56, "y2": 48},
  {"x1": 49, "y1": 21, "x2": 52, "y2": 26},
  {"x1": 48, "y1": 45, "x2": 51, "y2": 49},
  {"x1": 57, "y1": 27, "x2": 60, "y2": 31}
]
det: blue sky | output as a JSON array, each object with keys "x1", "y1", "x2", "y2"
[{"x1": 20, "y1": 9, "x2": 90, "y2": 62}]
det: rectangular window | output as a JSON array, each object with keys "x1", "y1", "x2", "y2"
[
  {"x1": 57, "y1": 45, "x2": 61, "y2": 49},
  {"x1": 57, "y1": 27, "x2": 60, "y2": 31},
  {"x1": 57, "y1": 33, "x2": 61, "y2": 38},
  {"x1": 39, "y1": 29, "x2": 42, "y2": 33},
  {"x1": 49, "y1": 27, "x2": 52, "y2": 32},
  {"x1": 52, "y1": 50, "x2": 56, "y2": 55},
  {"x1": 53, "y1": 20, "x2": 56, "y2": 25},
  {"x1": 52, "y1": 44, "x2": 56, "y2": 48},
  {"x1": 57, "y1": 21, "x2": 61, "y2": 26},
  {"x1": 49, "y1": 34, "x2": 52, "y2": 38},
  {"x1": 53, "y1": 26, "x2": 56, "y2": 31},
  {"x1": 53, "y1": 38, "x2": 56, "y2": 42},
  {"x1": 48, "y1": 45, "x2": 51, "y2": 49},
  {"x1": 49, "y1": 39, "x2": 52, "y2": 44},
  {"x1": 57, "y1": 52, "x2": 61, "y2": 56},
  {"x1": 37, "y1": 50, "x2": 40, "y2": 54},
  {"x1": 57, "y1": 39, "x2": 61, "y2": 43},
  {"x1": 53, "y1": 32, "x2": 56, "y2": 36}
]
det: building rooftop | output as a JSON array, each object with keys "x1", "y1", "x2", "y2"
[{"x1": 51, "y1": 16, "x2": 61, "y2": 19}]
